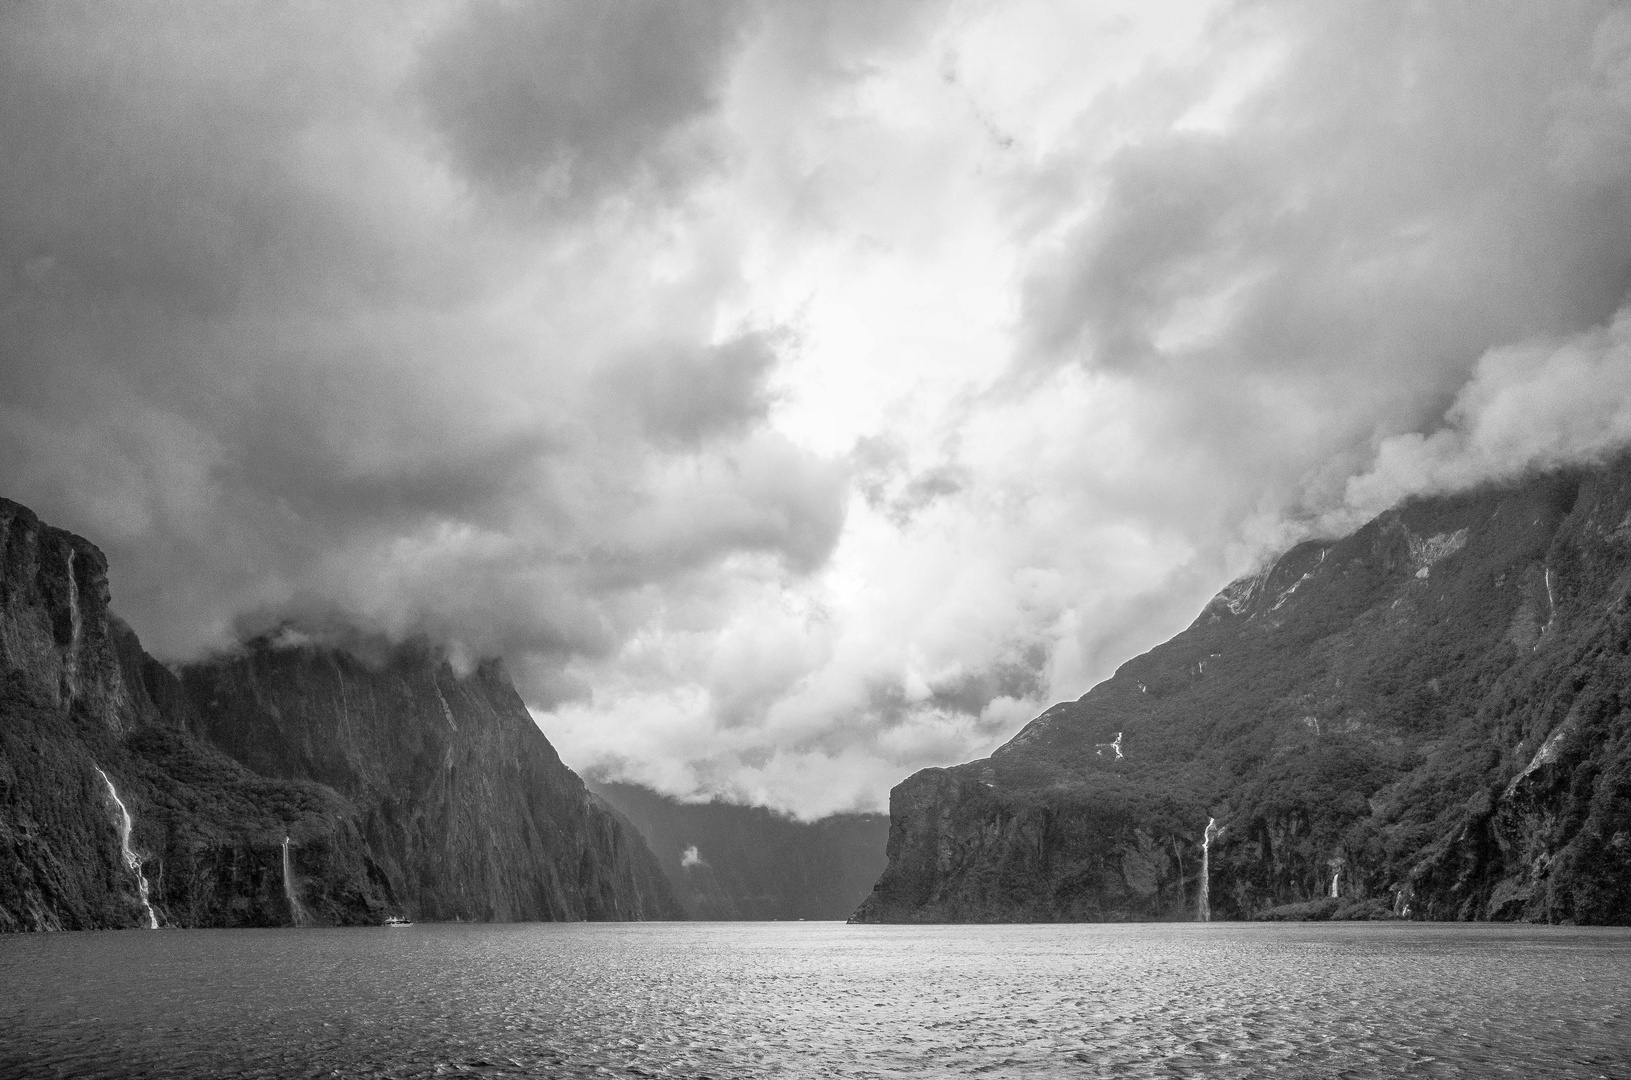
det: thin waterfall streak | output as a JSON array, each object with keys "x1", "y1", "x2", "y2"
[
  {"x1": 1331, "y1": 869, "x2": 1341, "y2": 899},
  {"x1": 283, "y1": 836, "x2": 311, "y2": 927},
  {"x1": 1199, "y1": 817, "x2": 1222, "y2": 922},
  {"x1": 94, "y1": 766, "x2": 158, "y2": 929}
]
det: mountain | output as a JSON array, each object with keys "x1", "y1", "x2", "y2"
[
  {"x1": 0, "y1": 497, "x2": 682, "y2": 930},
  {"x1": 590, "y1": 780, "x2": 889, "y2": 920},
  {"x1": 853, "y1": 455, "x2": 1631, "y2": 925}
]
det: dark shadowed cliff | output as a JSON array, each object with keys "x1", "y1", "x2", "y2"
[
  {"x1": 854, "y1": 455, "x2": 1631, "y2": 925},
  {"x1": 590, "y1": 780, "x2": 889, "y2": 920},
  {"x1": 0, "y1": 497, "x2": 681, "y2": 930},
  {"x1": 184, "y1": 645, "x2": 682, "y2": 922}
]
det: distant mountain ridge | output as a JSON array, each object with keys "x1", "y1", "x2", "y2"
[
  {"x1": 590, "y1": 780, "x2": 889, "y2": 920},
  {"x1": 854, "y1": 454, "x2": 1631, "y2": 924},
  {"x1": 0, "y1": 496, "x2": 682, "y2": 930}
]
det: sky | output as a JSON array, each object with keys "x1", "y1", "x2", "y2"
[{"x1": 4, "y1": 0, "x2": 1631, "y2": 817}]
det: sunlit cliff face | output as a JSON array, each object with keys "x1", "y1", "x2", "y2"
[{"x1": 4, "y1": 1, "x2": 1631, "y2": 816}]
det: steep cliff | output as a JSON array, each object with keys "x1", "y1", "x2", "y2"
[
  {"x1": 0, "y1": 497, "x2": 680, "y2": 930},
  {"x1": 590, "y1": 780, "x2": 889, "y2": 919},
  {"x1": 854, "y1": 455, "x2": 1631, "y2": 925},
  {"x1": 0, "y1": 497, "x2": 376, "y2": 930},
  {"x1": 183, "y1": 645, "x2": 682, "y2": 922}
]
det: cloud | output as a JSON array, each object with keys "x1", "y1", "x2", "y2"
[
  {"x1": 0, "y1": 2, "x2": 844, "y2": 678},
  {"x1": 1343, "y1": 306, "x2": 1631, "y2": 517},
  {"x1": 1020, "y1": 2, "x2": 1631, "y2": 447},
  {"x1": 418, "y1": 0, "x2": 752, "y2": 207},
  {"x1": 545, "y1": 0, "x2": 1631, "y2": 816},
  {"x1": 593, "y1": 333, "x2": 779, "y2": 448},
  {"x1": 5, "y1": 0, "x2": 1631, "y2": 819}
]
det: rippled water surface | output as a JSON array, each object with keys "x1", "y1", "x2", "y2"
[{"x1": 3, "y1": 922, "x2": 1629, "y2": 1078}]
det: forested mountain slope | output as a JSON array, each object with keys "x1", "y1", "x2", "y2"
[{"x1": 854, "y1": 455, "x2": 1631, "y2": 924}]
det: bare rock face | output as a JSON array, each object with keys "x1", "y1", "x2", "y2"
[
  {"x1": 855, "y1": 455, "x2": 1631, "y2": 925},
  {"x1": 0, "y1": 497, "x2": 680, "y2": 930}
]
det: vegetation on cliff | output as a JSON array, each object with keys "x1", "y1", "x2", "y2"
[
  {"x1": 0, "y1": 497, "x2": 681, "y2": 930},
  {"x1": 856, "y1": 456, "x2": 1631, "y2": 924}
]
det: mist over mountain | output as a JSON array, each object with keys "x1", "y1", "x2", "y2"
[{"x1": 590, "y1": 781, "x2": 888, "y2": 920}]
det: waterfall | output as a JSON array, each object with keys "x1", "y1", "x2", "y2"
[
  {"x1": 94, "y1": 766, "x2": 158, "y2": 929},
  {"x1": 283, "y1": 836, "x2": 311, "y2": 927},
  {"x1": 1198, "y1": 817, "x2": 1223, "y2": 922},
  {"x1": 1331, "y1": 868, "x2": 1341, "y2": 899}
]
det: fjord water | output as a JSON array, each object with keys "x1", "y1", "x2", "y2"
[{"x1": 2, "y1": 923, "x2": 1627, "y2": 1078}]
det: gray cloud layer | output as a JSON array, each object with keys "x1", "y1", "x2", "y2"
[
  {"x1": 3, "y1": 0, "x2": 1630, "y2": 815},
  {"x1": 0, "y1": 2, "x2": 844, "y2": 690},
  {"x1": 420, "y1": 0, "x2": 750, "y2": 207},
  {"x1": 1022, "y1": 2, "x2": 1631, "y2": 498}
]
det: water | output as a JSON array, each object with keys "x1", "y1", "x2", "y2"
[
  {"x1": 92, "y1": 766, "x2": 159, "y2": 930},
  {"x1": 2, "y1": 922, "x2": 1628, "y2": 1078},
  {"x1": 1198, "y1": 817, "x2": 1222, "y2": 922},
  {"x1": 282, "y1": 836, "x2": 311, "y2": 928}
]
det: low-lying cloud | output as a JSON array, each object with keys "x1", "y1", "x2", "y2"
[{"x1": 1345, "y1": 306, "x2": 1631, "y2": 519}]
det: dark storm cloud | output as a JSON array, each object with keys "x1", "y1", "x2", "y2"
[
  {"x1": 0, "y1": 1, "x2": 846, "y2": 683},
  {"x1": 419, "y1": 0, "x2": 751, "y2": 204}
]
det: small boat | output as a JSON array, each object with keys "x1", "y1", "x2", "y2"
[{"x1": 384, "y1": 915, "x2": 413, "y2": 927}]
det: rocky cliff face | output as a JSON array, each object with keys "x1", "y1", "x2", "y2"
[
  {"x1": 184, "y1": 646, "x2": 681, "y2": 922},
  {"x1": 590, "y1": 780, "x2": 889, "y2": 920},
  {"x1": 0, "y1": 497, "x2": 681, "y2": 930},
  {"x1": 854, "y1": 455, "x2": 1631, "y2": 925}
]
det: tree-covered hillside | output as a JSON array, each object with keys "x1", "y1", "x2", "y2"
[{"x1": 856, "y1": 456, "x2": 1631, "y2": 924}]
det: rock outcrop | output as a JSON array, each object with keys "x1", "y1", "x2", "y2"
[
  {"x1": 0, "y1": 497, "x2": 681, "y2": 930},
  {"x1": 854, "y1": 455, "x2": 1631, "y2": 924}
]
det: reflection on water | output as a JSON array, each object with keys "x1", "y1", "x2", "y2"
[{"x1": 2, "y1": 921, "x2": 1628, "y2": 1078}]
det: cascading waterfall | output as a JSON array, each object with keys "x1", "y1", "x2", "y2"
[
  {"x1": 94, "y1": 766, "x2": 158, "y2": 929},
  {"x1": 1331, "y1": 868, "x2": 1341, "y2": 899},
  {"x1": 1198, "y1": 817, "x2": 1223, "y2": 922},
  {"x1": 282, "y1": 836, "x2": 311, "y2": 927}
]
